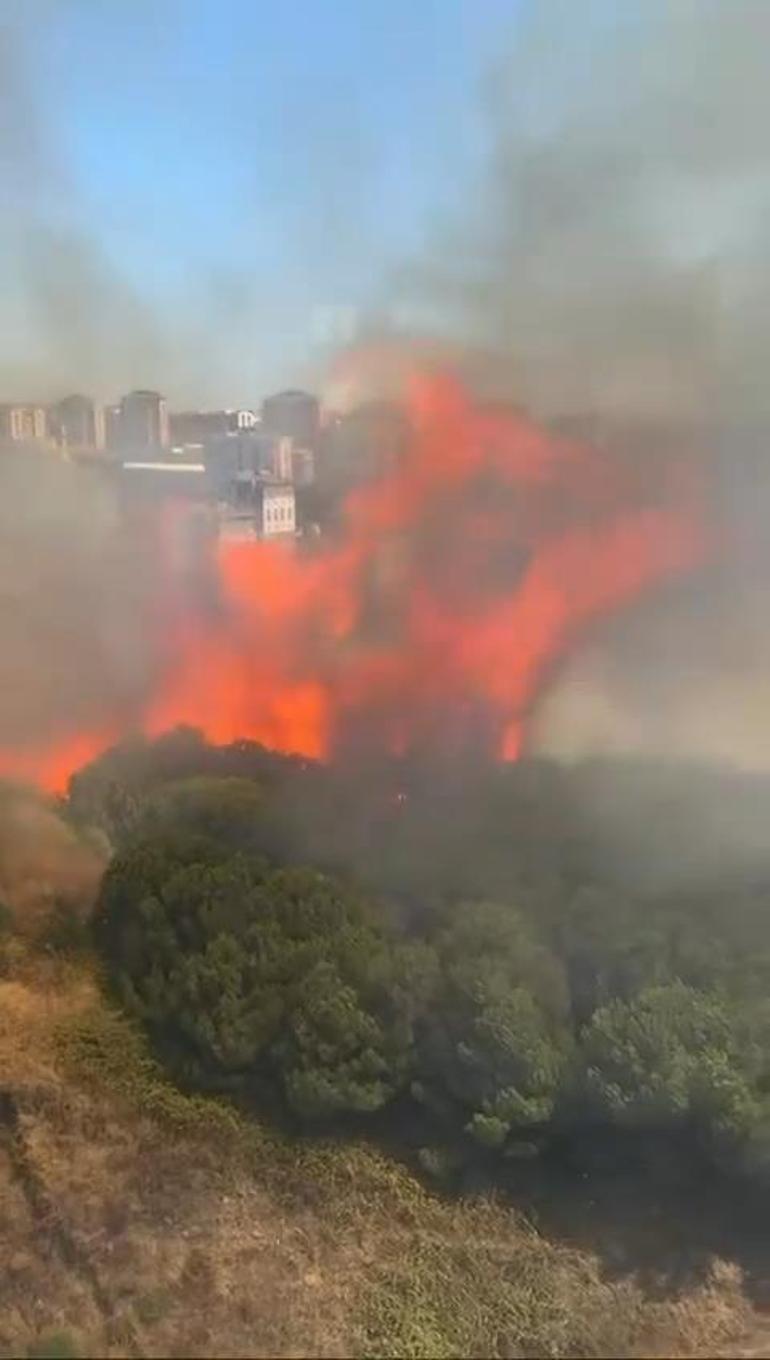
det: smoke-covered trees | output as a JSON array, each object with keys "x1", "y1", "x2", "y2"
[
  {"x1": 94, "y1": 830, "x2": 578, "y2": 1147},
  {"x1": 84, "y1": 737, "x2": 770, "y2": 1184},
  {"x1": 140, "y1": 776, "x2": 273, "y2": 852}
]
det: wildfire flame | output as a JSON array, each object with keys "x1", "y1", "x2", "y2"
[{"x1": 0, "y1": 369, "x2": 710, "y2": 791}]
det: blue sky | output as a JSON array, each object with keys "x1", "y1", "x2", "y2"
[{"x1": 4, "y1": 0, "x2": 526, "y2": 402}]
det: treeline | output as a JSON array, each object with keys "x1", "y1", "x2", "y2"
[{"x1": 73, "y1": 729, "x2": 770, "y2": 1185}]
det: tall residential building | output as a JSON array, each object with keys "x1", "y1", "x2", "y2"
[
  {"x1": 51, "y1": 394, "x2": 105, "y2": 451},
  {"x1": 261, "y1": 389, "x2": 320, "y2": 448},
  {"x1": 0, "y1": 405, "x2": 47, "y2": 443},
  {"x1": 119, "y1": 389, "x2": 169, "y2": 454}
]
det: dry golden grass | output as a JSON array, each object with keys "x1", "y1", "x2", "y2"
[
  {"x1": 0, "y1": 954, "x2": 766, "y2": 1359},
  {"x1": 639, "y1": 1261, "x2": 755, "y2": 1359}
]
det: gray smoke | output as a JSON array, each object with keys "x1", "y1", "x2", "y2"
[
  {"x1": 401, "y1": 0, "x2": 770, "y2": 427},
  {"x1": 0, "y1": 780, "x2": 106, "y2": 936},
  {"x1": 0, "y1": 3, "x2": 383, "y2": 406},
  {"x1": 0, "y1": 10, "x2": 173, "y2": 402},
  {"x1": 0, "y1": 450, "x2": 160, "y2": 749},
  {"x1": 391, "y1": 0, "x2": 770, "y2": 774}
]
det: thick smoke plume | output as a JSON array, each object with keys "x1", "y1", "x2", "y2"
[
  {"x1": 0, "y1": 450, "x2": 168, "y2": 787},
  {"x1": 392, "y1": 0, "x2": 770, "y2": 769},
  {"x1": 403, "y1": 0, "x2": 770, "y2": 427}
]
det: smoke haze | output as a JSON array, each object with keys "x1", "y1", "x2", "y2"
[
  {"x1": 392, "y1": 0, "x2": 770, "y2": 769},
  {"x1": 0, "y1": 780, "x2": 105, "y2": 936},
  {"x1": 0, "y1": 7, "x2": 173, "y2": 401},
  {"x1": 403, "y1": 0, "x2": 770, "y2": 426},
  {"x1": 0, "y1": 2, "x2": 444, "y2": 405},
  {"x1": 0, "y1": 451, "x2": 161, "y2": 757}
]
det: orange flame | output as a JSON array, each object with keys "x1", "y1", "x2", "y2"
[{"x1": 0, "y1": 369, "x2": 710, "y2": 792}]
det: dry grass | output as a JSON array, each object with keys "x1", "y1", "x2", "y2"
[
  {"x1": 642, "y1": 1261, "x2": 756, "y2": 1358},
  {"x1": 0, "y1": 955, "x2": 765, "y2": 1359}
]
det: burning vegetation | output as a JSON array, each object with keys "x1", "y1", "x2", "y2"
[
  {"x1": 0, "y1": 367, "x2": 709, "y2": 790},
  {"x1": 4, "y1": 5, "x2": 770, "y2": 1356}
]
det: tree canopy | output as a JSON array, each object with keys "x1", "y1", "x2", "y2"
[
  {"x1": 81, "y1": 736, "x2": 770, "y2": 1183},
  {"x1": 95, "y1": 840, "x2": 417, "y2": 1120}
]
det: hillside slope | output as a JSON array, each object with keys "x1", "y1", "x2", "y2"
[{"x1": 0, "y1": 949, "x2": 766, "y2": 1360}]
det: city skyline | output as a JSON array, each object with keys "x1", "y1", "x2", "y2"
[{"x1": 0, "y1": 383, "x2": 327, "y2": 462}]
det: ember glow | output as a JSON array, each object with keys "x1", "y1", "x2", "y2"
[{"x1": 0, "y1": 370, "x2": 710, "y2": 791}]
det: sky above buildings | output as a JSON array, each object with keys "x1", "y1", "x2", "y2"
[
  {"x1": 0, "y1": 0, "x2": 524, "y2": 405},
  {"x1": 8, "y1": 0, "x2": 753, "y2": 425}
]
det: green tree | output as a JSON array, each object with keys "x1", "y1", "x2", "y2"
[
  {"x1": 416, "y1": 902, "x2": 570, "y2": 1150},
  {"x1": 578, "y1": 981, "x2": 769, "y2": 1162},
  {"x1": 94, "y1": 841, "x2": 416, "y2": 1121}
]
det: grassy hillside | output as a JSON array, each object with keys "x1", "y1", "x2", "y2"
[
  {"x1": 1, "y1": 748, "x2": 769, "y2": 1358},
  {"x1": 0, "y1": 943, "x2": 765, "y2": 1360}
]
